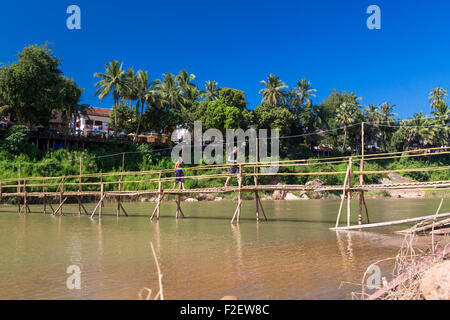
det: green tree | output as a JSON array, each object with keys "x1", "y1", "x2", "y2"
[
  {"x1": 94, "y1": 60, "x2": 130, "y2": 136},
  {"x1": 293, "y1": 78, "x2": 317, "y2": 107},
  {"x1": 429, "y1": 87, "x2": 448, "y2": 111},
  {"x1": 336, "y1": 102, "x2": 359, "y2": 152},
  {"x1": 109, "y1": 102, "x2": 134, "y2": 134},
  {"x1": 0, "y1": 44, "x2": 82, "y2": 126},
  {"x1": 201, "y1": 88, "x2": 252, "y2": 132},
  {"x1": 201, "y1": 81, "x2": 219, "y2": 103},
  {"x1": 134, "y1": 70, "x2": 152, "y2": 137},
  {"x1": 3, "y1": 125, "x2": 31, "y2": 154},
  {"x1": 176, "y1": 69, "x2": 196, "y2": 93},
  {"x1": 254, "y1": 103, "x2": 295, "y2": 136},
  {"x1": 376, "y1": 102, "x2": 397, "y2": 152},
  {"x1": 259, "y1": 74, "x2": 287, "y2": 106}
]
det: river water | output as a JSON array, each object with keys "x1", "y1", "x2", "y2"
[{"x1": 0, "y1": 198, "x2": 448, "y2": 300}]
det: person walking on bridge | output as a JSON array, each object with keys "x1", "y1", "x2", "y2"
[
  {"x1": 224, "y1": 146, "x2": 240, "y2": 187},
  {"x1": 173, "y1": 157, "x2": 185, "y2": 190}
]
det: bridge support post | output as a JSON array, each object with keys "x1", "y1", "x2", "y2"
[
  {"x1": 99, "y1": 178, "x2": 104, "y2": 218},
  {"x1": 336, "y1": 164, "x2": 351, "y2": 228},
  {"x1": 358, "y1": 122, "x2": 365, "y2": 225},
  {"x1": 151, "y1": 171, "x2": 163, "y2": 221},
  {"x1": 347, "y1": 157, "x2": 352, "y2": 227},
  {"x1": 176, "y1": 194, "x2": 185, "y2": 219},
  {"x1": 231, "y1": 164, "x2": 243, "y2": 224}
]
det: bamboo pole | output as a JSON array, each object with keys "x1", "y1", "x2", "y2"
[
  {"x1": 335, "y1": 165, "x2": 351, "y2": 228},
  {"x1": 54, "y1": 197, "x2": 68, "y2": 216},
  {"x1": 23, "y1": 179, "x2": 29, "y2": 214},
  {"x1": 99, "y1": 179, "x2": 104, "y2": 218},
  {"x1": 155, "y1": 171, "x2": 162, "y2": 220},
  {"x1": 254, "y1": 136, "x2": 260, "y2": 221},
  {"x1": 176, "y1": 194, "x2": 185, "y2": 219},
  {"x1": 359, "y1": 122, "x2": 364, "y2": 225},
  {"x1": 77, "y1": 157, "x2": 82, "y2": 216},
  {"x1": 59, "y1": 177, "x2": 65, "y2": 216},
  {"x1": 17, "y1": 163, "x2": 21, "y2": 213},
  {"x1": 117, "y1": 152, "x2": 125, "y2": 217},
  {"x1": 347, "y1": 157, "x2": 353, "y2": 227},
  {"x1": 331, "y1": 211, "x2": 450, "y2": 231},
  {"x1": 90, "y1": 194, "x2": 106, "y2": 218},
  {"x1": 43, "y1": 179, "x2": 47, "y2": 215},
  {"x1": 237, "y1": 164, "x2": 243, "y2": 222}
]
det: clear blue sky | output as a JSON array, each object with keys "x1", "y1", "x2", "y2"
[{"x1": 1, "y1": 0, "x2": 450, "y2": 118}]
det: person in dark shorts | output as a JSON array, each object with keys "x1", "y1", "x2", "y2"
[
  {"x1": 224, "y1": 146, "x2": 239, "y2": 187},
  {"x1": 173, "y1": 157, "x2": 185, "y2": 190}
]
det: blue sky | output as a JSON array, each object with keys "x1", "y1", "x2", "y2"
[{"x1": 1, "y1": 0, "x2": 450, "y2": 118}]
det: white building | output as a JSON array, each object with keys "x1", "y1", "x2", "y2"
[{"x1": 75, "y1": 107, "x2": 112, "y2": 133}]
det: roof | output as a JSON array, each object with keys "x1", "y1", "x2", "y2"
[{"x1": 85, "y1": 107, "x2": 112, "y2": 118}]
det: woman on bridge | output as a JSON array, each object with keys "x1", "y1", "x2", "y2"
[
  {"x1": 173, "y1": 157, "x2": 185, "y2": 190},
  {"x1": 224, "y1": 146, "x2": 240, "y2": 187}
]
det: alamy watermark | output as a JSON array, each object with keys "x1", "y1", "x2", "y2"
[
  {"x1": 66, "y1": 265, "x2": 81, "y2": 290},
  {"x1": 171, "y1": 121, "x2": 280, "y2": 173},
  {"x1": 66, "y1": 5, "x2": 81, "y2": 30},
  {"x1": 366, "y1": 5, "x2": 381, "y2": 30}
]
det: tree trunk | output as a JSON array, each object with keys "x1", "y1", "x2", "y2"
[
  {"x1": 342, "y1": 125, "x2": 347, "y2": 153},
  {"x1": 135, "y1": 100, "x2": 144, "y2": 140},
  {"x1": 113, "y1": 91, "x2": 118, "y2": 137}
]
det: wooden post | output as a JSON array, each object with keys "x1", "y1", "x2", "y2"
[
  {"x1": 78, "y1": 157, "x2": 82, "y2": 216},
  {"x1": 231, "y1": 163, "x2": 246, "y2": 224},
  {"x1": 176, "y1": 194, "x2": 185, "y2": 219},
  {"x1": 60, "y1": 177, "x2": 65, "y2": 216},
  {"x1": 17, "y1": 163, "x2": 21, "y2": 213},
  {"x1": 335, "y1": 165, "x2": 350, "y2": 228},
  {"x1": 99, "y1": 178, "x2": 104, "y2": 218},
  {"x1": 254, "y1": 136, "x2": 260, "y2": 221},
  {"x1": 157, "y1": 171, "x2": 162, "y2": 220},
  {"x1": 347, "y1": 157, "x2": 353, "y2": 227},
  {"x1": 117, "y1": 152, "x2": 125, "y2": 217},
  {"x1": 43, "y1": 179, "x2": 47, "y2": 215},
  {"x1": 23, "y1": 179, "x2": 28, "y2": 214},
  {"x1": 358, "y1": 122, "x2": 365, "y2": 225}
]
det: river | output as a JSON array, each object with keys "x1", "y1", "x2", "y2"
[{"x1": 0, "y1": 198, "x2": 448, "y2": 300}]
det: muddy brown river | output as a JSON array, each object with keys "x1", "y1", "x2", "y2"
[{"x1": 0, "y1": 198, "x2": 447, "y2": 299}]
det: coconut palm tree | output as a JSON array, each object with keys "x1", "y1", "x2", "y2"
[
  {"x1": 94, "y1": 60, "x2": 130, "y2": 136},
  {"x1": 336, "y1": 102, "x2": 359, "y2": 152},
  {"x1": 293, "y1": 78, "x2": 317, "y2": 107},
  {"x1": 176, "y1": 69, "x2": 196, "y2": 93},
  {"x1": 201, "y1": 80, "x2": 219, "y2": 102},
  {"x1": 429, "y1": 87, "x2": 448, "y2": 111},
  {"x1": 259, "y1": 74, "x2": 287, "y2": 106},
  {"x1": 376, "y1": 102, "x2": 398, "y2": 151},
  {"x1": 134, "y1": 70, "x2": 152, "y2": 138},
  {"x1": 154, "y1": 73, "x2": 183, "y2": 110}
]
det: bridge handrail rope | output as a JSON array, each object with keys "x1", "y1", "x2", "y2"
[{"x1": 1, "y1": 145, "x2": 448, "y2": 185}]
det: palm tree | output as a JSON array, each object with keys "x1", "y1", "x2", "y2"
[
  {"x1": 429, "y1": 87, "x2": 448, "y2": 111},
  {"x1": 94, "y1": 60, "x2": 129, "y2": 136},
  {"x1": 403, "y1": 113, "x2": 436, "y2": 148},
  {"x1": 134, "y1": 70, "x2": 152, "y2": 138},
  {"x1": 432, "y1": 103, "x2": 450, "y2": 146},
  {"x1": 376, "y1": 102, "x2": 397, "y2": 151},
  {"x1": 336, "y1": 102, "x2": 358, "y2": 152},
  {"x1": 259, "y1": 74, "x2": 287, "y2": 106},
  {"x1": 176, "y1": 69, "x2": 196, "y2": 93},
  {"x1": 201, "y1": 80, "x2": 219, "y2": 102},
  {"x1": 293, "y1": 78, "x2": 317, "y2": 107},
  {"x1": 154, "y1": 73, "x2": 183, "y2": 110}
]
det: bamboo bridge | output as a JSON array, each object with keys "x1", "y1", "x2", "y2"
[{"x1": 1, "y1": 146, "x2": 449, "y2": 228}]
